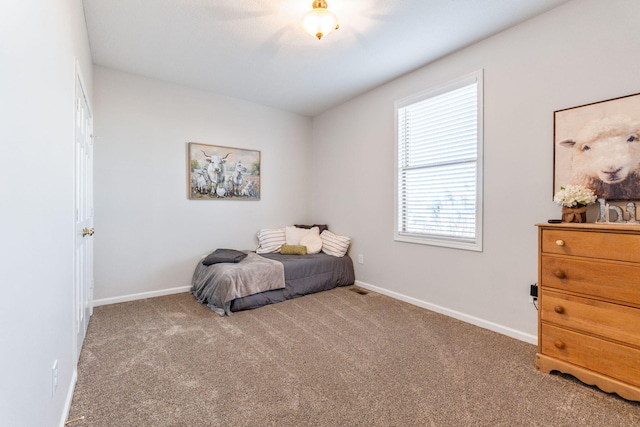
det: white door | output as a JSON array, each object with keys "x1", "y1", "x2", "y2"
[{"x1": 74, "y1": 69, "x2": 94, "y2": 362}]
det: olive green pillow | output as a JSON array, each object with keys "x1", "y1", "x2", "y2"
[{"x1": 280, "y1": 244, "x2": 307, "y2": 255}]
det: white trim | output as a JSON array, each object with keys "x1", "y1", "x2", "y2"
[
  {"x1": 93, "y1": 286, "x2": 191, "y2": 307},
  {"x1": 59, "y1": 370, "x2": 77, "y2": 427},
  {"x1": 355, "y1": 280, "x2": 537, "y2": 345}
]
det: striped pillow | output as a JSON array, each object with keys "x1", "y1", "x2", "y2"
[
  {"x1": 256, "y1": 228, "x2": 286, "y2": 254},
  {"x1": 320, "y1": 230, "x2": 351, "y2": 257}
]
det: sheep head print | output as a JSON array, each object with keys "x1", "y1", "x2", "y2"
[
  {"x1": 554, "y1": 93, "x2": 640, "y2": 201},
  {"x1": 188, "y1": 142, "x2": 260, "y2": 200}
]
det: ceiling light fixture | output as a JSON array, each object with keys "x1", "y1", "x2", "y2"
[{"x1": 300, "y1": 0, "x2": 339, "y2": 40}]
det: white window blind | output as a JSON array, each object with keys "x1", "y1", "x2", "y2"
[{"x1": 395, "y1": 71, "x2": 483, "y2": 251}]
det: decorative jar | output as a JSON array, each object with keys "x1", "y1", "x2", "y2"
[{"x1": 561, "y1": 206, "x2": 587, "y2": 223}]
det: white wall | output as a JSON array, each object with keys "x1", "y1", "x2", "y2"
[
  {"x1": 0, "y1": 1, "x2": 92, "y2": 426},
  {"x1": 93, "y1": 67, "x2": 313, "y2": 302},
  {"x1": 311, "y1": 0, "x2": 640, "y2": 343}
]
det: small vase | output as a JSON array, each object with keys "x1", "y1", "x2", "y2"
[{"x1": 562, "y1": 206, "x2": 587, "y2": 223}]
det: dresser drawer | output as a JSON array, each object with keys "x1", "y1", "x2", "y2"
[
  {"x1": 541, "y1": 290, "x2": 640, "y2": 347},
  {"x1": 541, "y1": 229, "x2": 640, "y2": 263},
  {"x1": 540, "y1": 255, "x2": 640, "y2": 306},
  {"x1": 540, "y1": 324, "x2": 640, "y2": 387}
]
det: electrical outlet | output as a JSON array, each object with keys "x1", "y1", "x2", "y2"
[
  {"x1": 358, "y1": 254, "x2": 364, "y2": 264},
  {"x1": 529, "y1": 296, "x2": 538, "y2": 304},
  {"x1": 52, "y1": 360, "x2": 58, "y2": 396}
]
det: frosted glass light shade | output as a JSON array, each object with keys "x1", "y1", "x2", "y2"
[{"x1": 301, "y1": 6, "x2": 339, "y2": 40}]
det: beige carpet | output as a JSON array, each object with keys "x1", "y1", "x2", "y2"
[{"x1": 68, "y1": 287, "x2": 640, "y2": 426}]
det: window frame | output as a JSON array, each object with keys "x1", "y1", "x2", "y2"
[{"x1": 394, "y1": 70, "x2": 484, "y2": 252}]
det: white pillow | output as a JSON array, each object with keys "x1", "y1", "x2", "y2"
[
  {"x1": 320, "y1": 230, "x2": 351, "y2": 257},
  {"x1": 285, "y1": 226, "x2": 311, "y2": 246},
  {"x1": 256, "y1": 228, "x2": 285, "y2": 254},
  {"x1": 299, "y1": 227, "x2": 322, "y2": 254}
]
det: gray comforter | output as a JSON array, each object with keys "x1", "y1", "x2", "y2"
[
  {"x1": 192, "y1": 252, "x2": 356, "y2": 315},
  {"x1": 191, "y1": 252, "x2": 285, "y2": 315}
]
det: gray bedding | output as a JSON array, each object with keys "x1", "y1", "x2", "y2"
[
  {"x1": 191, "y1": 252, "x2": 355, "y2": 314},
  {"x1": 191, "y1": 252, "x2": 285, "y2": 315}
]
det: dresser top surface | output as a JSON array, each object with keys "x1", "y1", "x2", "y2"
[{"x1": 536, "y1": 223, "x2": 640, "y2": 232}]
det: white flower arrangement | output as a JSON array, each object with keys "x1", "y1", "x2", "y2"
[{"x1": 553, "y1": 185, "x2": 597, "y2": 208}]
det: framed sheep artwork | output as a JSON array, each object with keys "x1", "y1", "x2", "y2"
[
  {"x1": 187, "y1": 142, "x2": 261, "y2": 200},
  {"x1": 554, "y1": 92, "x2": 640, "y2": 201}
]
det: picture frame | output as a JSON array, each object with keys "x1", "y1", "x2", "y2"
[
  {"x1": 187, "y1": 142, "x2": 260, "y2": 200},
  {"x1": 554, "y1": 93, "x2": 640, "y2": 201}
]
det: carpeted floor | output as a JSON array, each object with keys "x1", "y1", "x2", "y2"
[{"x1": 68, "y1": 286, "x2": 640, "y2": 426}]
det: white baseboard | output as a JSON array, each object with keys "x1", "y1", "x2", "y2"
[
  {"x1": 355, "y1": 280, "x2": 538, "y2": 345},
  {"x1": 93, "y1": 286, "x2": 191, "y2": 307},
  {"x1": 59, "y1": 369, "x2": 78, "y2": 427}
]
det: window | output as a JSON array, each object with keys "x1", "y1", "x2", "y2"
[{"x1": 395, "y1": 70, "x2": 483, "y2": 251}]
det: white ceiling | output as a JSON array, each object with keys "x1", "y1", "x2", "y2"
[{"x1": 82, "y1": 0, "x2": 569, "y2": 116}]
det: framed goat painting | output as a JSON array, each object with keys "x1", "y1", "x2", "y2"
[
  {"x1": 554, "y1": 92, "x2": 640, "y2": 201},
  {"x1": 187, "y1": 142, "x2": 261, "y2": 200}
]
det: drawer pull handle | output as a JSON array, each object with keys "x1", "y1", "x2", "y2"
[
  {"x1": 554, "y1": 305, "x2": 565, "y2": 314},
  {"x1": 554, "y1": 340, "x2": 566, "y2": 349},
  {"x1": 555, "y1": 239, "x2": 565, "y2": 246},
  {"x1": 554, "y1": 270, "x2": 566, "y2": 279}
]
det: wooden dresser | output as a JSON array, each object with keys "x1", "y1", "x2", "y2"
[{"x1": 536, "y1": 223, "x2": 640, "y2": 401}]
